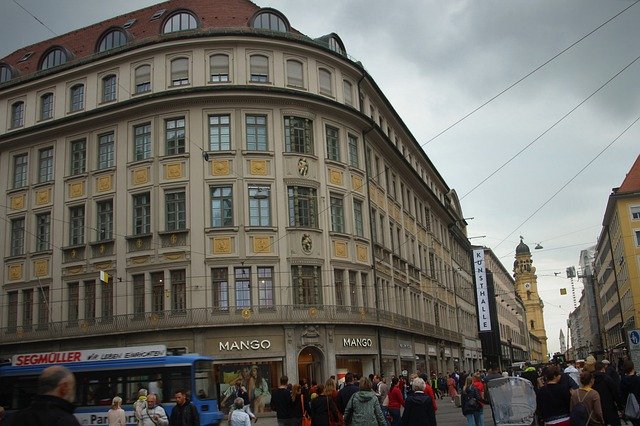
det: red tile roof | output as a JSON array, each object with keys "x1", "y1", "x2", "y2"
[
  {"x1": 618, "y1": 154, "x2": 640, "y2": 193},
  {"x1": 1, "y1": 0, "x2": 300, "y2": 77}
]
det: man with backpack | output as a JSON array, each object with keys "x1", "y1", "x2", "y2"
[{"x1": 569, "y1": 371, "x2": 603, "y2": 425}]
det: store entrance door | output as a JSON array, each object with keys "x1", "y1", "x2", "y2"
[{"x1": 298, "y1": 346, "x2": 324, "y2": 385}]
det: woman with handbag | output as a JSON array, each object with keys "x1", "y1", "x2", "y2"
[
  {"x1": 387, "y1": 377, "x2": 405, "y2": 426},
  {"x1": 310, "y1": 384, "x2": 340, "y2": 426},
  {"x1": 461, "y1": 377, "x2": 483, "y2": 426},
  {"x1": 291, "y1": 384, "x2": 305, "y2": 425},
  {"x1": 343, "y1": 377, "x2": 387, "y2": 426}
]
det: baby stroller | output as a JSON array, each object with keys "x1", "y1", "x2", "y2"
[{"x1": 486, "y1": 376, "x2": 537, "y2": 426}]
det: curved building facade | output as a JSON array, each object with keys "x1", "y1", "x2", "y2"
[{"x1": 0, "y1": 0, "x2": 479, "y2": 407}]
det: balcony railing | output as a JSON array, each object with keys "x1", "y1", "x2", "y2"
[{"x1": 0, "y1": 304, "x2": 462, "y2": 345}]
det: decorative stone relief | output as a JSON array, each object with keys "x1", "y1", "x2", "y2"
[
  {"x1": 69, "y1": 181, "x2": 85, "y2": 198},
  {"x1": 356, "y1": 245, "x2": 368, "y2": 262},
  {"x1": 250, "y1": 160, "x2": 268, "y2": 176},
  {"x1": 334, "y1": 241, "x2": 348, "y2": 258},
  {"x1": 133, "y1": 168, "x2": 149, "y2": 185},
  {"x1": 213, "y1": 237, "x2": 232, "y2": 254},
  {"x1": 352, "y1": 175, "x2": 363, "y2": 192},
  {"x1": 8, "y1": 264, "x2": 23, "y2": 281},
  {"x1": 96, "y1": 175, "x2": 112, "y2": 192},
  {"x1": 165, "y1": 163, "x2": 184, "y2": 179},
  {"x1": 329, "y1": 169, "x2": 343, "y2": 185},
  {"x1": 10, "y1": 194, "x2": 25, "y2": 210},
  {"x1": 33, "y1": 259, "x2": 49, "y2": 277},
  {"x1": 35, "y1": 188, "x2": 51, "y2": 205},
  {"x1": 301, "y1": 234, "x2": 312, "y2": 254},
  {"x1": 253, "y1": 237, "x2": 272, "y2": 253},
  {"x1": 212, "y1": 160, "x2": 230, "y2": 176}
]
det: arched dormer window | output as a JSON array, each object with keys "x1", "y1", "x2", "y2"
[
  {"x1": 97, "y1": 28, "x2": 127, "y2": 52},
  {"x1": 1, "y1": 64, "x2": 13, "y2": 83},
  {"x1": 40, "y1": 47, "x2": 68, "y2": 70},
  {"x1": 251, "y1": 9, "x2": 289, "y2": 32},
  {"x1": 328, "y1": 36, "x2": 345, "y2": 55},
  {"x1": 163, "y1": 11, "x2": 198, "y2": 34}
]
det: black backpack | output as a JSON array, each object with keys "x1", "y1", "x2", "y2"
[{"x1": 569, "y1": 390, "x2": 591, "y2": 426}]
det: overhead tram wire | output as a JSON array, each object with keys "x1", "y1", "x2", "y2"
[
  {"x1": 12, "y1": 0, "x2": 57, "y2": 37},
  {"x1": 493, "y1": 111, "x2": 640, "y2": 251},
  {"x1": 421, "y1": 0, "x2": 640, "y2": 148},
  {"x1": 461, "y1": 53, "x2": 640, "y2": 201}
]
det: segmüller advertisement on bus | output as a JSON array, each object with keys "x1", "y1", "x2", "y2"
[{"x1": 11, "y1": 345, "x2": 167, "y2": 367}]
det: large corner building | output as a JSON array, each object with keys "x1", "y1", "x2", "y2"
[{"x1": 0, "y1": 0, "x2": 481, "y2": 403}]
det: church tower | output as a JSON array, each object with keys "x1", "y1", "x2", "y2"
[{"x1": 513, "y1": 237, "x2": 549, "y2": 361}]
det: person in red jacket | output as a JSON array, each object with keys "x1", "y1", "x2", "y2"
[
  {"x1": 387, "y1": 377, "x2": 405, "y2": 426},
  {"x1": 419, "y1": 373, "x2": 438, "y2": 412}
]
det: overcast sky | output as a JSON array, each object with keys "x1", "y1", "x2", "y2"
[{"x1": 2, "y1": 0, "x2": 639, "y2": 356}]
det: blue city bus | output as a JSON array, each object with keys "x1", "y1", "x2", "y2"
[{"x1": 0, "y1": 345, "x2": 224, "y2": 425}]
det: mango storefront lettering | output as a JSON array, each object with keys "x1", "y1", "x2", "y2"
[
  {"x1": 343, "y1": 338, "x2": 373, "y2": 347},
  {"x1": 219, "y1": 340, "x2": 271, "y2": 351}
]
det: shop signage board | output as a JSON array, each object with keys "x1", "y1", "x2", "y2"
[
  {"x1": 472, "y1": 248, "x2": 492, "y2": 331},
  {"x1": 12, "y1": 345, "x2": 166, "y2": 367}
]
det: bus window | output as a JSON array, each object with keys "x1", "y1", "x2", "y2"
[
  {"x1": 0, "y1": 376, "x2": 38, "y2": 410},
  {"x1": 195, "y1": 360, "x2": 216, "y2": 400}
]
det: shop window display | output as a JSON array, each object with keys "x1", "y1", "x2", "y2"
[{"x1": 215, "y1": 362, "x2": 280, "y2": 414}]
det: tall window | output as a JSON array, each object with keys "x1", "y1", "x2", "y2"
[
  {"x1": 40, "y1": 93, "x2": 54, "y2": 120},
  {"x1": 7, "y1": 292, "x2": 18, "y2": 331},
  {"x1": 212, "y1": 268, "x2": 229, "y2": 311},
  {"x1": 334, "y1": 269, "x2": 344, "y2": 306},
  {"x1": 326, "y1": 125, "x2": 340, "y2": 161},
  {"x1": 102, "y1": 282, "x2": 113, "y2": 320},
  {"x1": 210, "y1": 186, "x2": 233, "y2": 227},
  {"x1": 286, "y1": 60, "x2": 303, "y2": 87},
  {"x1": 134, "y1": 123, "x2": 151, "y2": 160},
  {"x1": 133, "y1": 192, "x2": 151, "y2": 235},
  {"x1": 246, "y1": 115, "x2": 268, "y2": 151},
  {"x1": 250, "y1": 55, "x2": 269, "y2": 83},
  {"x1": 361, "y1": 272, "x2": 369, "y2": 308},
  {"x1": 632, "y1": 206, "x2": 640, "y2": 220},
  {"x1": 258, "y1": 267, "x2": 274, "y2": 308},
  {"x1": 171, "y1": 269, "x2": 186, "y2": 313},
  {"x1": 349, "y1": 271, "x2": 358, "y2": 306},
  {"x1": 102, "y1": 75, "x2": 117, "y2": 102},
  {"x1": 38, "y1": 147, "x2": 54, "y2": 182},
  {"x1": 98, "y1": 29, "x2": 127, "y2": 52},
  {"x1": 163, "y1": 12, "x2": 197, "y2": 33},
  {"x1": 1, "y1": 65, "x2": 12, "y2": 83},
  {"x1": 235, "y1": 268, "x2": 251, "y2": 308},
  {"x1": 284, "y1": 116, "x2": 313, "y2": 154},
  {"x1": 68, "y1": 282, "x2": 79, "y2": 324},
  {"x1": 69, "y1": 84, "x2": 84, "y2": 112},
  {"x1": 36, "y1": 212, "x2": 51, "y2": 252},
  {"x1": 84, "y1": 280, "x2": 96, "y2": 322},
  {"x1": 40, "y1": 48, "x2": 67, "y2": 70},
  {"x1": 165, "y1": 117, "x2": 185, "y2": 155},
  {"x1": 97, "y1": 132, "x2": 115, "y2": 169},
  {"x1": 133, "y1": 274, "x2": 145, "y2": 318},
  {"x1": 209, "y1": 114, "x2": 231, "y2": 150},
  {"x1": 170, "y1": 58, "x2": 189, "y2": 86},
  {"x1": 11, "y1": 101, "x2": 24, "y2": 128},
  {"x1": 354, "y1": 200, "x2": 364, "y2": 237},
  {"x1": 371, "y1": 209, "x2": 377, "y2": 243},
  {"x1": 13, "y1": 153, "x2": 28, "y2": 189},
  {"x1": 288, "y1": 186, "x2": 318, "y2": 227},
  {"x1": 292, "y1": 265, "x2": 321, "y2": 305},
  {"x1": 343, "y1": 80, "x2": 353, "y2": 106},
  {"x1": 165, "y1": 191, "x2": 186, "y2": 231},
  {"x1": 319, "y1": 68, "x2": 332, "y2": 95},
  {"x1": 69, "y1": 205, "x2": 85, "y2": 245},
  {"x1": 636, "y1": 230, "x2": 640, "y2": 247},
  {"x1": 135, "y1": 65, "x2": 151, "y2": 93},
  {"x1": 37, "y1": 287, "x2": 49, "y2": 327},
  {"x1": 210, "y1": 54, "x2": 229, "y2": 82},
  {"x1": 249, "y1": 185, "x2": 271, "y2": 226},
  {"x1": 151, "y1": 272, "x2": 164, "y2": 314},
  {"x1": 330, "y1": 195, "x2": 344, "y2": 233},
  {"x1": 96, "y1": 199, "x2": 113, "y2": 241},
  {"x1": 348, "y1": 134, "x2": 359, "y2": 168},
  {"x1": 10, "y1": 217, "x2": 25, "y2": 256},
  {"x1": 70, "y1": 139, "x2": 86, "y2": 175}
]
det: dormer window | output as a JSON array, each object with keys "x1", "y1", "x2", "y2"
[
  {"x1": 163, "y1": 12, "x2": 197, "y2": 34},
  {"x1": 328, "y1": 37, "x2": 345, "y2": 55},
  {"x1": 40, "y1": 48, "x2": 68, "y2": 70},
  {"x1": 0, "y1": 65, "x2": 12, "y2": 83},
  {"x1": 251, "y1": 9, "x2": 289, "y2": 33},
  {"x1": 98, "y1": 29, "x2": 127, "y2": 52}
]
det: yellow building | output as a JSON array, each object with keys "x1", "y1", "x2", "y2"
[
  {"x1": 513, "y1": 238, "x2": 548, "y2": 362},
  {"x1": 595, "y1": 155, "x2": 640, "y2": 352}
]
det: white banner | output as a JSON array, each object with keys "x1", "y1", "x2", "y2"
[
  {"x1": 473, "y1": 249, "x2": 492, "y2": 331},
  {"x1": 12, "y1": 345, "x2": 166, "y2": 367}
]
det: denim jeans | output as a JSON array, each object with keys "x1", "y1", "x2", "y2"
[{"x1": 465, "y1": 409, "x2": 484, "y2": 426}]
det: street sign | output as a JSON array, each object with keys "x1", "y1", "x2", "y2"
[{"x1": 628, "y1": 330, "x2": 640, "y2": 368}]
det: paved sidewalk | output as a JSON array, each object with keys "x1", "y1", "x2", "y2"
[{"x1": 218, "y1": 398, "x2": 495, "y2": 425}]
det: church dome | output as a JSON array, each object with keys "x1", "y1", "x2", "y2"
[{"x1": 516, "y1": 238, "x2": 530, "y2": 254}]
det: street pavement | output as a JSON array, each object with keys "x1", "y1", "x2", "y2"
[{"x1": 218, "y1": 398, "x2": 495, "y2": 425}]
